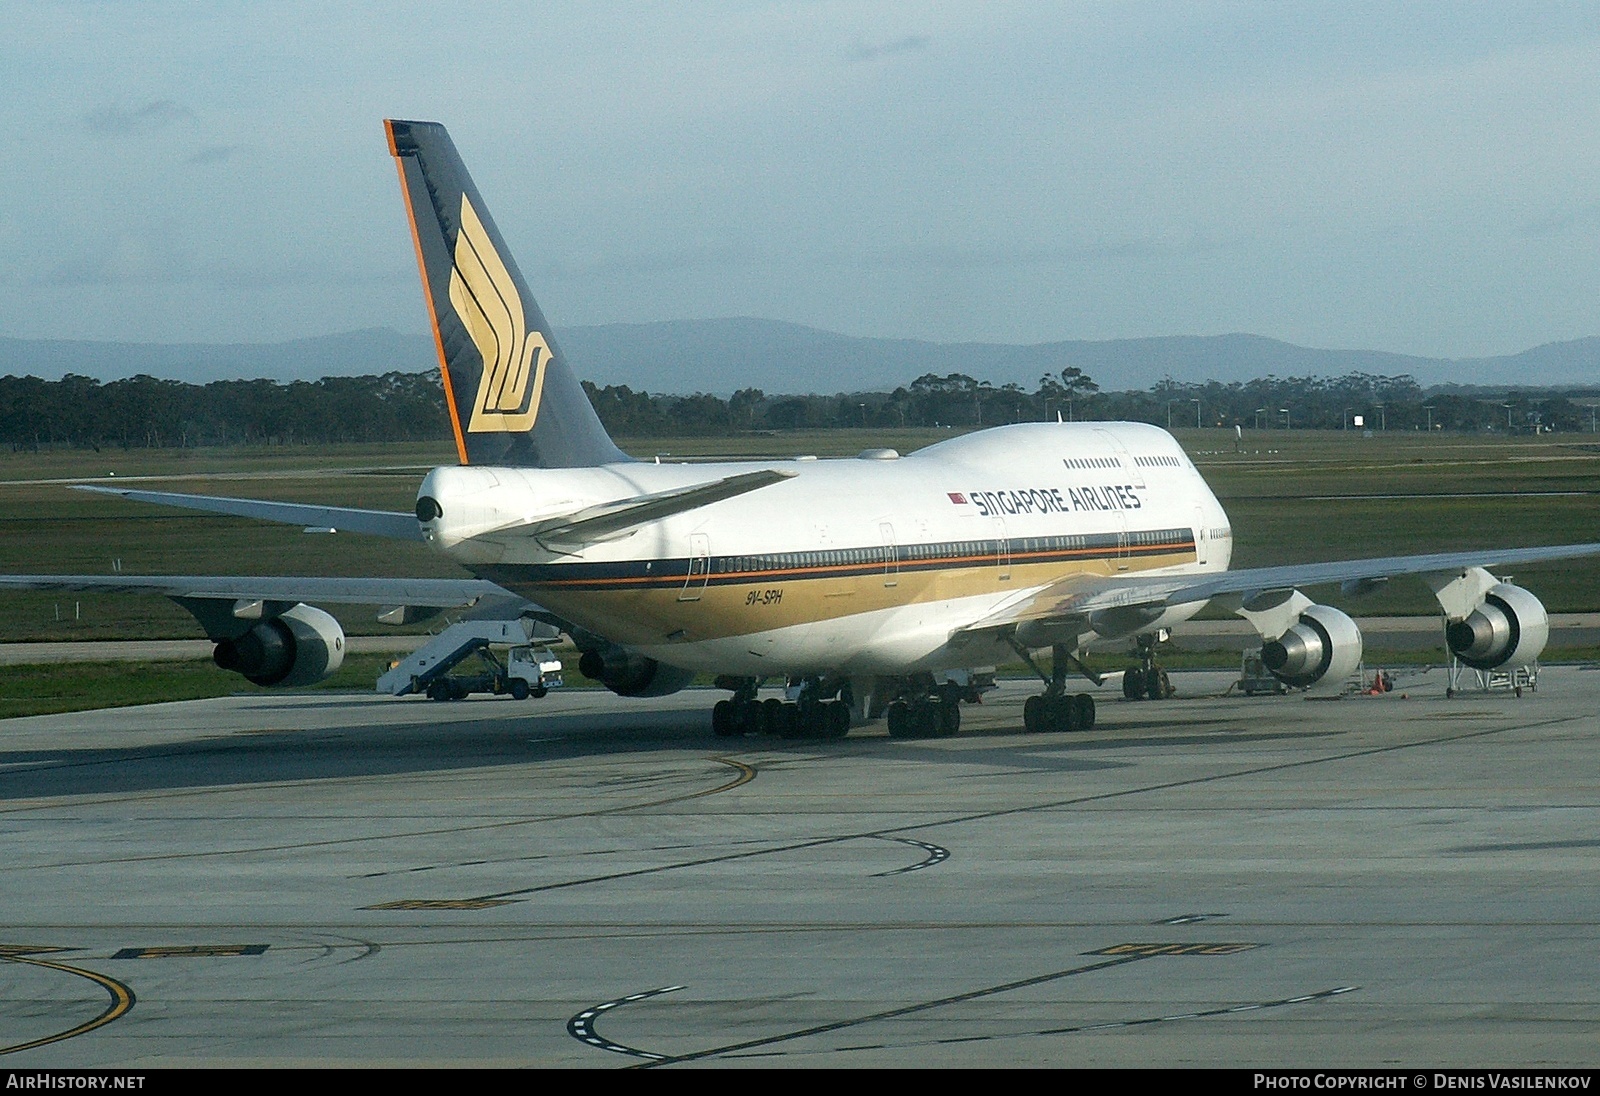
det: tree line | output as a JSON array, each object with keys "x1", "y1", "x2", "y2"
[{"x1": 1, "y1": 368, "x2": 1595, "y2": 451}]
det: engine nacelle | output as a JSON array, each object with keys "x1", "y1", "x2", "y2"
[
  {"x1": 1446, "y1": 583, "x2": 1548, "y2": 671},
  {"x1": 213, "y1": 603, "x2": 346, "y2": 687},
  {"x1": 1260, "y1": 603, "x2": 1363, "y2": 690},
  {"x1": 577, "y1": 643, "x2": 694, "y2": 697}
]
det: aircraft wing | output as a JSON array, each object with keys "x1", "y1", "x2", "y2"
[
  {"x1": 74, "y1": 486, "x2": 422, "y2": 540},
  {"x1": 958, "y1": 541, "x2": 1600, "y2": 636},
  {"x1": 475, "y1": 468, "x2": 798, "y2": 551},
  {"x1": 0, "y1": 574, "x2": 508, "y2": 607}
]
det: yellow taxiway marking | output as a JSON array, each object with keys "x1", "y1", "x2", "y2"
[{"x1": 0, "y1": 945, "x2": 136, "y2": 1055}]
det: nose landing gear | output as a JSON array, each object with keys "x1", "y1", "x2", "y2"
[{"x1": 1122, "y1": 632, "x2": 1174, "y2": 700}]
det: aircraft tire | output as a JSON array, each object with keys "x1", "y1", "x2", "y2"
[
  {"x1": 937, "y1": 701, "x2": 961, "y2": 737},
  {"x1": 1052, "y1": 696, "x2": 1079, "y2": 733},
  {"x1": 887, "y1": 702, "x2": 911, "y2": 738},
  {"x1": 1123, "y1": 669, "x2": 1146, "y2": 700},
  {"x1": 712, "y1": 700, "x2": 737, "y2": 737},
  {"x1": 1023, "y1": 695, "x2": 1043, "y2": 733},
  {"x1": 761, "y1": 697, "x2": 784, "y2": 735},
  {"x1": 1146, "y1": 668, "x2": 1172, "y2": 699},
  {"x1": 776, "y1": 704, "x2": 803, "y2": 739},
  {"x1": 824, "y1": 701, "x2": 851, "y2": 740},
  {"x1": 1074, "y1": 693, "x2": 1096, "y2": 730}
]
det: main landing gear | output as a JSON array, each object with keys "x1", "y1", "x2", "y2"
[
  {"x1": 885, "y1": 686, "x2": 962, "y2": 739},
  {"x1": 711, "y1": 676, "x2": 852, "y2": 740},
  {"x1": 1121, "y1": 632, "x2": 1174, "y2": 701},
  {"x1": 1008, "y1": 639, "x2": 1099, "y2": 734}
]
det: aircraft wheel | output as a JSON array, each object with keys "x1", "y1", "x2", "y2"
[
  {"x1": 1123, "y1": 669, "x2": 1146, "y2": 700},
  {"x1": 509, "y1": 679, "x2": 530, "y2": 701},
  {"x1": 733, "y1": 701, "x2": 759, "y2": 735},
  {"x1": 712, "y1": 700, "x2": 737, "y2": 737},
  {"x1": 1146, "y1": 667, "x2": 1172, "y2": 699},
  {"x1": 1073, "y1": 692, "x2": 1096, "y2": 731},
  {"x1": 1023, "y1": 695, "x2": 1043, "y2": 733},
  {"x1": 761, "y1": 697, "x2": 784, "y2": 735},
  {"x1": 1052, "y1": 696, "x2": 1079, "y2": 733},
  {"x1": 777, "y1": 704, "x2": 803, "y2": 740},
  {"x1": 824, "y1": 701, "x2": 851, "y2": 740},
  {"x1": 937, "y1": 700, "x2": 961, "y2": 737},
  {"x1": 887, "y1": 702, "x2": 911, "y2": 738}
]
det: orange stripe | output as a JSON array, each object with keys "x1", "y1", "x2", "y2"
[
  {"x1": 387, "y1": 120, "x2": 470, "y2": 466},
  {"x1": 528, "y1": 541, "x2": 1196, "y2": 589}
]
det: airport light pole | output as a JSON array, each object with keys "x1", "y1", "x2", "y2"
[
  {"x1": 1255, "y1": 407, "x2": 1266, "y2": 430},
  {"x1": 1424, "y1": 405, "x2": 1434, "y2": 432},
  {"x1": 1280, "y1": 407, "x2": 1290, "y2": 429},
  {"x1": 1167, "y1": 400, "x2": 1177, "y2": 429},
  {"x1": 1192, "y1": 398, "x2": 1201, "y2": 429}
]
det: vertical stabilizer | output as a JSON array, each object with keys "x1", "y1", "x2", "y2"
[{"x1": 385, "y1": 119, "x2": 628, "y2": 468}]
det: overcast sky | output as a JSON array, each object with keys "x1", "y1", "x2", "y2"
[{"x1": 5, "y1": 2, "x2": 1600, "y2": 358}]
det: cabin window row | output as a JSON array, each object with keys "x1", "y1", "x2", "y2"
[{"x1": 709, "y1": 529, "x2": 1190, "y2": 575}]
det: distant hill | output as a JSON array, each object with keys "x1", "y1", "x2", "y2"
[{"x1": 4, "y1": 319, "x2": 1598, "y2": 394}]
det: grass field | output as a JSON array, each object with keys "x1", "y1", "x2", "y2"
[{"x1": 1, "y1": 425, "x2": 1597, "y2": 714}]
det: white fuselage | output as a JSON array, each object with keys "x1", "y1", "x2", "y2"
[{"x1": 417, "y1": 422, "x2": 1232, "y2": 676}]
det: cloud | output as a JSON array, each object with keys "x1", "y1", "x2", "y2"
[
  {"x1": 849, "y1": 35, "x2": 930, "y2": 62},
  {"x1": 83, "y1": 100, "x2": 193, "y2": 136},
  {"x1": 186, "y1": 145, "x2": 235, "y2": 165},
  {"x1": 1517, "y1": 202, "x2": 1600, "y2": 238}
]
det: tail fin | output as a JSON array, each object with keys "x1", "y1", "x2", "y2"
[{"x1": 385, "y1": 119, "x2": 628, "y2": 468}]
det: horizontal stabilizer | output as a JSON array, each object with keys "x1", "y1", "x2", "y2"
[
  {"x1": 77, "y1": 486, "x2": 422, "y2": 541},
  {"x1": 491, "y1": 468, "x2": 798, "y2": 551}
]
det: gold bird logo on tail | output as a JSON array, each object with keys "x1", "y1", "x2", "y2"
[{"x1": 449, "y1": 194, "x2": 550, "y2": 433}]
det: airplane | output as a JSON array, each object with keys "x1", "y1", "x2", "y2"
[{"x1": 5, "y1": 117, "x2": 1599, "y2": 740}]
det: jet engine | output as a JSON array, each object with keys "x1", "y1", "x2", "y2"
[
  {"x1": 1446, "y1": 583, "x2": 1548, "y2": 671},
  {"x1": 212, "y1": 603, "x2": 346, "y2": 687},
  {"x1": 577, "y1": 643, "x2": 695, "y2": 697},
  {"x1": 1260, "y1": 603, "x2": 1363, "y2": 690}
]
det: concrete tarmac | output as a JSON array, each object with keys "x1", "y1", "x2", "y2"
[{"x1": 2, "y1": 670, "x2": 1598, "y2": 1068}]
